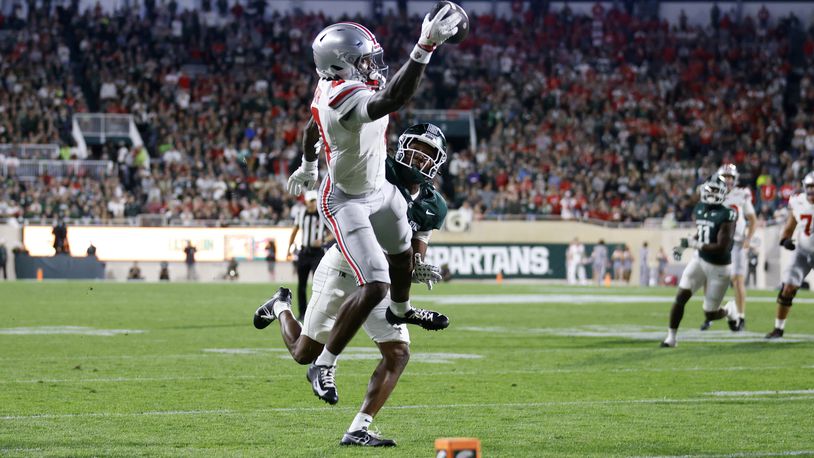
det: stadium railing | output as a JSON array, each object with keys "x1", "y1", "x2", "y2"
[
  {"x1": 73, "y1": 113, "x2": 145, "y2": 149},
  {"x1": 0, "y1": 144, "x2": 60, "y2": 160},
  {"x1": 1, "y1": 159, "x2": 115, "y2": 179}
]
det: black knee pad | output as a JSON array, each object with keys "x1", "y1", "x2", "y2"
[{"x1": 777, "y1": 285, "x2": 796, "y2": 307}]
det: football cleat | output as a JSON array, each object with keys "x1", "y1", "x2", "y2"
[
  {"x1": 340, "y1": 429, "x2": 396, "y2": 447},
  {"x1": 385, "y1": 307, "x2": 449, "y2": 331},
  {"x1": 737, "y1": 318, "x2": 746, "y2": 332},
  {"x1": 659, "y1": 341, "x2": 676, "y2": 348},
  {"x1": 727, "y1": 318, "x2": 741, "y2": 332},
  {"x1": 700, "y1": 320, "x2": 712, "y2": 331},
  {"x1": 765, "y1": 328, "x2": 784, "y2": 339},
  {"x1": 307, "y1": 364, "x2": 338, "y2": 405},
  {"x1": 724, "y1": 301, "x2": 740, "y2": 331},
  {"x1": 253, "y1": 287, "x2": 292, "y2": 329}
]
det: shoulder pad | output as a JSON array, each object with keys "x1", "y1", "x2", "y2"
[{"x1": 328, "y1": 82, "x2": 368, "y2": 109}]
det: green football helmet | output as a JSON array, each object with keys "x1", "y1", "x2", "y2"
[{"x1": 395, "y1": 123, "x2": 448, "y2": 182}]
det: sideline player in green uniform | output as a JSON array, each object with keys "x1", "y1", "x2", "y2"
[
  {"x1": 253, "y1": 124, "x2": 448, "y2": 446},
  {"x1": 662, "y1": 175, "x2": 740, "y2": 347}
]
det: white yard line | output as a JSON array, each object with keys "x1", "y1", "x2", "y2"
[
  {"x1": 3, "y1": 396, "x2": 813, "y2": 421},
  {"x1": 636, "y1": 451, "x2": 814, "y2": 458},
  {"x1": 706, "y1": 389, "x2": 814, "y2": 397},
  {"x1": 2, "y1": 365, "x2": 810, "y2": 385},
  {"x1": 411, "y1": 294, "x2": 814, "y2": 305}
]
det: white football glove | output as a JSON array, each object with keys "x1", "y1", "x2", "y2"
[
  {"x1": 672, "y1": 246, "x2": 685, "y2": 261},
  {"x1": 286, "y1": 159, "x2": 318, "y2": 195},
  {"x1": 412, "y1": 253, "x2": 442, "y2": 290},
  {"x1": 418, "y1": 4, "x2": 462, "y2": 49}
]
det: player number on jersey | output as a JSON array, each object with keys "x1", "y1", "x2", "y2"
[
  {"x1": 802, "y1": 214, "x2": 813, "y2": 236},
  {"x1": 696, "y1": 224, "x2": 711, "y2": 244}
]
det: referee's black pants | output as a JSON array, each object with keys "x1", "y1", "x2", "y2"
[{"x1": 296, "y1": 248, "x2": 324, "y2": 319}]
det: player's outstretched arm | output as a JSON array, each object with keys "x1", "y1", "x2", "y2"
[{"x1": 366, "y1": 5, "x2": 461, "y2": 120}]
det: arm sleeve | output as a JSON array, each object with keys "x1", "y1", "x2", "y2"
[
  {"x1": 412, "y1": 230, "x2": 432, "y2": 245},
  {"x1": 743, "y1": 190, "x2": 756, "y2": 217}
]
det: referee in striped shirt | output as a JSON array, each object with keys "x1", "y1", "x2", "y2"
[{"x1": 288, "y1": 190, "x2": 333, "y2": 319}]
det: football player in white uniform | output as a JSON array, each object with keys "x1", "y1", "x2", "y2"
[
  {"x1": 254, "y1": 125, "x2": 449, "y2": 447},
  {"x1": 766, "y1": 172, "x2": 814, "y2": 338},
  {"x1": 285, "y1": 10, "x2": 462, "y2": 405},
  {"x1": 661, "y1": 175, "x2": 740, "y2": 348},
  {"x1": 700, "y1": 164, "x2": 756, "y2": 331}
]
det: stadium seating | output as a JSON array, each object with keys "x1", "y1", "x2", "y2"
[{"x1": 1, "y1": 2, "x2": 813, "y2": 224}]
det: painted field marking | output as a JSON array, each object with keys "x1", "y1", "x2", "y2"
[
  {"x1": 0, "y1": 326, "x2": 145, "y2": 336},
  {"x1": 706, "y1": 389, "x2": 814, "y2": 397},
  {"x1": 458, "y1": 324, "x2": 814, "y2": 343},
  {"x1": 3, "y1": 395, "x2": 814, "y2": 421},
  {"x1": 411, "y1": 294, "x2": 814, "y2": 305},
  {"x1": 4, "y1": 364, "x2": 809, "y2": 385},
  {"x1": 202, "y1": 347, "x2": 483, "y2": 364},
  {"x1": 636, "y1": 451, "x2": 814, "y2": 458}
]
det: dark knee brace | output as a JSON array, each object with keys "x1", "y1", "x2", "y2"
[{"x1": 777, "y1": 284, "x2": 796, "y2": 307}]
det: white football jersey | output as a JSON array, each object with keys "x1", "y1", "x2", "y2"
[
  {"x1": 310, "y1": 79, "x2": 388, "y2": 195},
  {"x1": 568, "y1": 244, "x2": 585, "y2": 264},
  {"x1": 789, "y1": 193, "x2": 814, "y2": 252},
  {"x1": 723, "y1": 187, "x2": 756, "y2": 242}
]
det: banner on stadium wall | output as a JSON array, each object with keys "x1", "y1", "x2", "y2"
[
  {"x1": 22, "y1": 226, "x2": 295, "y2": 262},
  {"x1": 424, "y1": 243, "x2": 569, "y2": 279}
]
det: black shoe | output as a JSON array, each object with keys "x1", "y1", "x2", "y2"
[
  {"x1": 660, "y1": 341, "x2": 675, "y2": 348},
  {"x1": 385, "y1": 307, "x2": 449, "y2": 331},
  {"x1": 340, "y1": 429, "x2": 396, "y2": 447},
  {"x1": 307, "y1": 364, "x2": 338, "y2": 405},
  {"x1": 700, "y1": 321, "x2": 712, "y2": 331},
  {"x1": 253, "y1": 287, "x2": 291, "y2": 330},
  {"x1": 727, "y1": 318, "x2": 741, "y2": 332},
  {"x1": 737, "y1": 318, "x2": 746, "y2": 332},
  {"x1": 765, "y1": 328, "x2": 784, "y2": 339}
]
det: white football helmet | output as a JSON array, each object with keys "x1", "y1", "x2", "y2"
[
  {"x1": 717, "y1": 163, "x2": 738, "y2": 190},
  {"x1": 312, "y1": 22, "x2": 387, "y2": 86}
]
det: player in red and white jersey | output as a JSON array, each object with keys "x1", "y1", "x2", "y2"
[
  {"x1": 768, "y1": 172, "x2": 814, "y2": 338},
  {"x1": 285, "y1": 9, "x2": 463, "y2": 405},
  {"x1": 701, "y1": 164, "x2": 756, "y2": 331}
]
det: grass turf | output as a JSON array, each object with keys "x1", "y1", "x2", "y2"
[{"x1": 0, "y1": 281, "x2": 812, "y2": 457}]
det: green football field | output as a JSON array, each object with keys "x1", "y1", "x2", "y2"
[{"x1": 1, "y1": 281, "x2": 813, "y2": 457}]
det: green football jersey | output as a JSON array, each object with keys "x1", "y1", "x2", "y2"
[
  {"x1": 385, "y1": 157, "x2": 448, "y2": 232},
  {"x1": 693, "y1": 202, "x2": 736, "y2": 265}
]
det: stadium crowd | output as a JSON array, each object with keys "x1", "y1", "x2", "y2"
[{"x1": 1, "y1": 2, "x2": 814, "y2": 225}]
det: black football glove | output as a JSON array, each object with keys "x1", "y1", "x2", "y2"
[{"x1": 780, "y1": 238, "x2": 796, "y2": 251}]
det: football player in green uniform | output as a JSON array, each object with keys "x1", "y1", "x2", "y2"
[
  {"x1": 253, "y1": 123, "x2": 448, "y2": 446},
  {"x1": 662, "y1": 175, "x2": 741, "y2": 347}
]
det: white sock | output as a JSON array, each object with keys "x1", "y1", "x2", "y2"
[
  {"x1": 272, "y1": 300, "x2": 290, "y2": 318},
  {"x1": 739, "y1": 312, "x2": 745, "y2": 319},
  {"x1": 776, "y1": 319, "x2": 786, "y2": 330},
  {"x1": 665, "y1": 328, "x2": 677, "y2": 343},
  {"x1": 348, "y1": 412, "x2": 373, "y2": 432},
  {"x1": 315, "y1": 348, "x2": 338, "y2": 367},
  {"x1": 389, "y1": 299, "x2": 411, "y2": 317}
]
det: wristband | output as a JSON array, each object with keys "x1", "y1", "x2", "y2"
[
  {"x1": 302, "y1": 158, "x2": 318, "y2": 171},
  {"x1": 410, "y1": 43, "x2": 434, "y2": 64}
]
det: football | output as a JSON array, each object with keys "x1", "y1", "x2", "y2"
[{"x1": 430, "y1": 1, "x2": 469, "y2": 45}]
